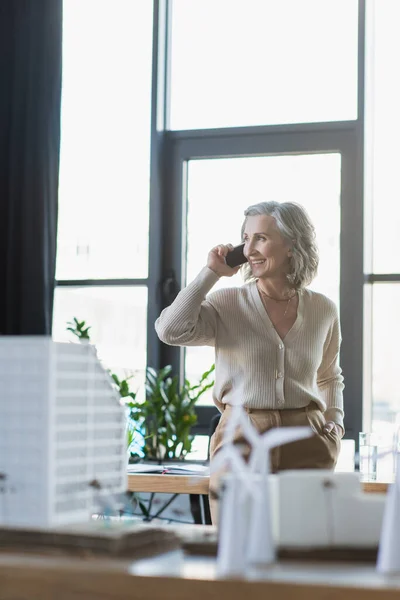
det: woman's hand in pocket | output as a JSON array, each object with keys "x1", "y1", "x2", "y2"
[{"x1": 322, "y1": 421, "x2": 340, "y2": 436}]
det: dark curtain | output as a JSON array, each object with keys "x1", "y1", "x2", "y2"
[{"x1": 0, "y1": 0, "x2": 62, "y2": 334}]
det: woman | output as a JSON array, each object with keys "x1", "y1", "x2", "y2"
[{"x1": 155, "y1": 201, "x2": 344, "y2": 523}]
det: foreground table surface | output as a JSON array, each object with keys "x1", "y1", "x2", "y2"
[{"x1": 2, "y1": 545, "x2": 400, "y2": 600}]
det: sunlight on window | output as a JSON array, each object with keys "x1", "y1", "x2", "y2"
[
  {"x1": 170, "y1": 0, "x2": 358, "y2": 129},
  {"x1": 53, "y1": 286, "x2": 147, "y2": 386},
  {"x1": 57, "y1": 0, "x2": 153, "y2": 280},
  {"x1": 364, "y1": 1, "x2": 400, "y2": 440},
  {"x1": 367, "y1": 0, "x2": 400, "y2": 274},
  {"x1": 371, "y1": 284, "x2": 400, "y2": 445}
]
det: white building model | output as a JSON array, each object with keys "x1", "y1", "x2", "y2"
[{"x1": 0, "y1": 337, "x2": 127, "y2": 528}]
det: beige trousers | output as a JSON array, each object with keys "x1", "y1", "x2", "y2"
[{"x1": 209, "y1": 402, "x2": 341, "y2": 524}]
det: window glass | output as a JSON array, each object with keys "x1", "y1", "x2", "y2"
[
  {"x1": 185, "y1": 435, "x2": 209, "y2": 462},
  {"x1": 57, "y1": 0, "x2": 153, "y2": 280},
  {"x1": 170, "y1": 0, "x2": 358, "y2": 130},
  {"x1": 52, "y1": 286, "x2": 147, "y2": 385},
  {"x1": 366, "y1": 1, "x2": 400, "y2": 273},
  {"x1": 371, "y1": 284, "x2": 400, "y2": 436}
]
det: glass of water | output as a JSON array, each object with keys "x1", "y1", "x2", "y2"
[{"x1": 359, "y1": 432, "x2": 379, "y2": 482}]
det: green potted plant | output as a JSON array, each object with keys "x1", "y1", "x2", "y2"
[
  {"x1": 127, "y1": 364, "x2": 215, "y2": 463},
  {"x1": 66, "y1": 317, "x2": 91, "y2": 340}
]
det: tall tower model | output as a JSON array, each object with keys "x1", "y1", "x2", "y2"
[{"x1": 0, "y1": 337, "x2": 127, "y2": 527}]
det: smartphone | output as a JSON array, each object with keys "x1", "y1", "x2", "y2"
[{"x1": 225, "y1": 243, "x2": 248, "y2": 268}]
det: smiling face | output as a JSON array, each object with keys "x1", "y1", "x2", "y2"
[{"x1": 242, "y1": 215, "x2": 292, "y2": 281}]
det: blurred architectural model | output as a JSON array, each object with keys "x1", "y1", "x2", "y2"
[
  {"x1": 0, "y1": 337, "x2": 127, "y2": 527},
  {"x1": 214, "y1": 403, "x2": 389, "y2": 579}
]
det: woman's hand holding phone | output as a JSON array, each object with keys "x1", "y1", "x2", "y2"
[{"x1": 207, "y1": 244, "x2": 242, "y2": 277}]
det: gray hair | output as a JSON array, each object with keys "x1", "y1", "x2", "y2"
[{"x1": 241, "y1": 201, "x2": 319, "y2": 289}]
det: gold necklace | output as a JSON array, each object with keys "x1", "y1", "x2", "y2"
[
  {"x1": 282, "y1": 296, "x2": 292, "y2": 318},
  {"x1": 258, "y1": 286, "x2": 295, "y2": 322},
  {"x1": 257, "y1": 285, "x2": 296, "y2": 302}
]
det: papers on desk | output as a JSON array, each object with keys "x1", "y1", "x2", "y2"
[{"x1": 127, "y1": 463, "x2": 210, "y2": 476}]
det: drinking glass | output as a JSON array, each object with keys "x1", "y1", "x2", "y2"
[{"x1": 359, "y1": 432, "x2": 379, "y2": 482}]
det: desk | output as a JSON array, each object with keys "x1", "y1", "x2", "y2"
[
  {"x1": 127, "y1": 474, "x2": 211, "y2": 525},
  {"x1": 127, "y1": 474, "x2": 387, "y2": 496},
  {"x1": 127, "y1": 474, "x2": 209, "y2": 495},
  {"x1": 2, "y1": 548, "x2": 400, "y2": 600},
  {"x1": 126, "y1": 474, "x2": 387, "y2": 526},
  {"x1": 363, "y1": 482, "x2": 389, "y2": 494}
]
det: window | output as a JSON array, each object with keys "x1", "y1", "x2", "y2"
[
  {"x1": 163, "y1": 0, "x2": 362, "y2": 435},
  {"x1": 57, "y1": 0, "x2": 152, "y2": 281},
  {"x1": 367, "y1": 0, "x2": 400, "y2": 274},
  {"x1": 370, "y1": 284, "x2": 399, "y2": 435},
  {"x1": 53, "y1": 286, "x2": 147, "y2": 381},
  {"x1": 54, "y1": 0, "x2": 153, "y2": 378},
  {"x1": 365, "y1": 0, "x2": 400, "y2": 438},
  {"x1": 169, "y1": 0, "x2": 358, "y2": 130}
]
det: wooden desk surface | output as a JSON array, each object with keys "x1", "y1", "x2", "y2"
[
  {"x1": 127, "y1": 472, "x2": 388, "y2": 496},
  {"x1": 2, "y1": 549, "x2": 400, "y2": 600},
  {"x1": 127, "y1": 473, "x2": 210, "y2": 495},
  {"x1": 362, "y1": 481, "x2": 389, "y2": 494}
]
